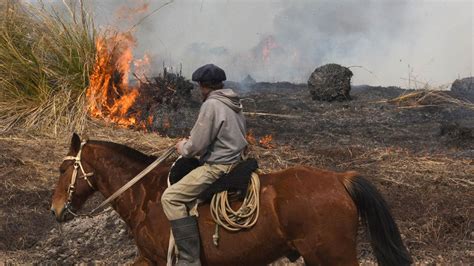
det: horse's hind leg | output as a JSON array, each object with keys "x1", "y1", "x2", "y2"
[
  {"x1": 292, "y1": 234, "x2": 358, "y2": 266},
  {"x1": 288, "y1": 206, "x2": 359, "y2": 265}
]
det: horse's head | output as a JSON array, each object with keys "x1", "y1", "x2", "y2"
[{"x1": 51, "y1": 133, "x2": 96, "y2": 222}]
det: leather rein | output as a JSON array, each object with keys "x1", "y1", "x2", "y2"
[{"x1": 62, "y1": 140, "x2": 176, "y2": 217}]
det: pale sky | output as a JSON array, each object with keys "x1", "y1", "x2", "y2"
[{"x1": 70, "y1": 0, "x2": 474, "y2": 87}]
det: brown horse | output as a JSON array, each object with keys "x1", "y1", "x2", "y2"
[{"x1": 51, "y1": 134, "x2": 412, "y2": 265}]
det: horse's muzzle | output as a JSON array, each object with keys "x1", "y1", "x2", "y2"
[
  {"x1": 51, "y1": 205, "x2": 63, "y2": 222},
  {"x1": 50, "y1": 205, "x2": 71, "y2": 222}
]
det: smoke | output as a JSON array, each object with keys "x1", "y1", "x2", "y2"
[{"x1": 91, "y1": 0, "x2": 472, "y2": 87}]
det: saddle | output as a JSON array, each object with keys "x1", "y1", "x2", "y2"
[
  {"x1": 166, "y1": 157, "x2": 260, "y2": 262},
  {"x1": 168, "y1": 157, "x2": 259, "y2": 202}
]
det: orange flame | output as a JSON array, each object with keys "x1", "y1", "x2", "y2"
[
  {"x1": 86, "y1": 2, "x2": 157, "y2": 130},
  {"x1": 262, "y1": 36, "x2": 278, "y2": 63},
  {"x1": 259, "y1": 134, "x2": 274, "y2": 149},
  {"x1": 86, "y1": 32, "x2": 144, "y2": 128},
  {"x1": 133, "y1": 53, "x2": 151, "y2": 81},
  {"x1": 137, "y1": 115, "x2": 153, "y2": 132},
  {"x1": 147, "y1": 115, "x2": 154, "y2": 125},
  {"x1": 246, "y1": 130, "x2": 274, "y2": 149},
  {"x1": 246, "y1": 130, "x2": 257, "y2": 145}
]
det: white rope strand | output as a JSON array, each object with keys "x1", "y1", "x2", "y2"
[{"x1": 210, "y1": 173, "x2": 260, "y2": 244}]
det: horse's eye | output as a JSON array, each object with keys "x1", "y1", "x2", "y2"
[{"x1": 59, "y1": 168, "x2": 66, "y2": 174}]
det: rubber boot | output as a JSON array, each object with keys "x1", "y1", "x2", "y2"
[{"x1": 170, "y1": 216, "x2": 201, "y2": 266}]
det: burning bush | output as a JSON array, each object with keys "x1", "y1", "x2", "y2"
[
  {"x1": 85, "y1": 30, "x2": 196, "y2": 133},
  {"x1": 132, "y1": 69, "x2": 196, "y2": 131},
  {"x1": 86, "y1": 32, "x2": 140, "y2": 127},
  {"x1": 0, "y1": 0, "x2": 95, "y2": 133},
  {"x1": 0, "y1": 0, "x2": 194, "y2": 135}
]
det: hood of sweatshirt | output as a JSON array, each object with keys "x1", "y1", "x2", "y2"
[{"x1": 207, "y1": 89, "x2": 243, "y2": 112}]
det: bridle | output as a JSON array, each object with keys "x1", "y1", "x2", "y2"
[
  {"x1": 62, "y1": 140, "x2": 94, "y2": 216},
  {"x1": 59, "y1": 141, "x2": 176, "y2": 218}
]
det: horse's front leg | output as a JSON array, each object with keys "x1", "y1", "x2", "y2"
[{"x1": 133, "y1": 255, "x2": 154, "y2": 266}]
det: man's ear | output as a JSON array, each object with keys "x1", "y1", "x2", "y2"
[{"x1": 70, "y1": 133, "x2": 81, "y2": 154}]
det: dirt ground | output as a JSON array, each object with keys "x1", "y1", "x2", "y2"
[{"x1": 1, "y1": 84, "x2": 473, "y2": 264}]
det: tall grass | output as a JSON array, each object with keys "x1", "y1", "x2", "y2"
[{"x1": 0, "y1": 0, "x2": 96, "y2": 134}]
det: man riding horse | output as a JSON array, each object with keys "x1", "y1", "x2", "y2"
[
  {"x1": 51, "y1": 66, "x2": 412, "y2": 266},
  {"x1": 161, "y1": 64, "x2": 248, "y2": 265}
]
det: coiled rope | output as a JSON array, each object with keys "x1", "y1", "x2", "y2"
[{"x1": 210, "y1": 172, "x2": 260, "y2": 246}]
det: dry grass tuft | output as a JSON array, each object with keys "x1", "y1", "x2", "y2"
[
  {"x1": 0, "y1": 0, "x2": 96, "y2": 133},
  {"x1": 385, "y1": 90, "x2": 474, "y2": 110}
]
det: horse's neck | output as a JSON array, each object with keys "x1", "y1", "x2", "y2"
[{"x1": 90, "y1": 147, "x2": 168, "y2": 228}]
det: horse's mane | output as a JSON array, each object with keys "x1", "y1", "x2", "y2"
[{"x1": 89, "y1": 140, "x2": 157, "y2": 164}]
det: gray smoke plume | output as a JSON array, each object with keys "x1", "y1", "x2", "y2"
[{"x1": 90, "y1": 0, "x2": 472, "y2": 87}]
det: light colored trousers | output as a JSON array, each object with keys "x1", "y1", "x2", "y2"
[{"x1": 161, "y1": 163, "x2": 233, "y2": 220}]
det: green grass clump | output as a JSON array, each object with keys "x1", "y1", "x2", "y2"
[{"x1": 0, "y1": 0, "x2": 96, "y2": 134}]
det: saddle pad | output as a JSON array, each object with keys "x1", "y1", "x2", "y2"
[
  {"x1": 168, "y1": 157, "x2": 259, "y2": 202},
  {"x1": 198, "y1": 159, "x2": 258, "y2": 202},
  {"x1": 168, "y1": 157, "x2": 201, "y2": 185}
]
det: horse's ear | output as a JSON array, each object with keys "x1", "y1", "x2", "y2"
[{"x1": 70, "y1": 133, "x2": 81, "y2": 153}]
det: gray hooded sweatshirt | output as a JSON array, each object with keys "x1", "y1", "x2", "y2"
[{"x1": 180, "y1": 88, "x2": 248, "y2": 164}]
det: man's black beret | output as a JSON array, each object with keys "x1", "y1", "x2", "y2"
[{"x1": 192, "y1": 64, "x2": 226, "y2": 84}]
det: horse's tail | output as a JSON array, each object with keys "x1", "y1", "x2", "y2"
[{"x1": 341, "y1": 174, "x2": 413, "y2": 266}]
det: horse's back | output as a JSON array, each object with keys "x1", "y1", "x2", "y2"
[
  {"x1": 262, "y1": 165, "x2": 358, "y2": 223},
  {"x1": 262, "y1": 165, "x2": 357, "y2": 196}
]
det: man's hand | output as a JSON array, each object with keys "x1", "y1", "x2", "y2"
[{"x1": 175, "y1": 138, "x2": 188, "y2": 155}]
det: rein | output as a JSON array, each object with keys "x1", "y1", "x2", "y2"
[{"x1": 62, "y1": 141, "x2": 176, "y2": 217}]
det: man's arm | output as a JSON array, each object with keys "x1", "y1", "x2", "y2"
[{"x1": 177, "y1": 101, "x2": 220, "y2": 158}]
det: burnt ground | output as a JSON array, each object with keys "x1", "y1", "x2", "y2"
[{"x1": 1, "y1": 83, "x2": 473, "y2": 264}]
